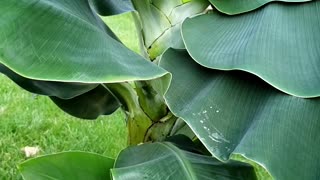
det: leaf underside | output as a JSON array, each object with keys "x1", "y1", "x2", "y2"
[{"x1": 51, "y1": 85, "x2": 120, "y2": 119}]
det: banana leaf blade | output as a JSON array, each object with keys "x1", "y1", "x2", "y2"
[
  {"x1": 112, "y1": 141, "x2": 256, "y2": 180},
  {"x1": 182, "y1": 1, "x2": 320, "y2": 97},
  {"x1": 19, "y1": 152, "x2": 114, "y2": 180},
  {"x1": 159, "y1": 48, "x2": 320, "y2": 180},
  {"x1": 208, "y1": 0, "x2": 312, "y2": 15},
  {"x1": 0, "y1": 63, "x2": 97, "y2": 99},
  {"x1": 0, "y1": 0, "x2": 167, "y2": 83}
]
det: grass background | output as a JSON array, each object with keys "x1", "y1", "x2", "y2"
[{"x1": 0, "y1": 12, "x2": 271, "y2": 180}]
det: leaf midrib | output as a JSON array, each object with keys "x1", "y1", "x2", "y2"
[{"x1": 161, "y1": 142, "x2": 197, "y2": 180}]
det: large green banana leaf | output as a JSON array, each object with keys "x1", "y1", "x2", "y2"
[
  {"x1": 0, "y1": 63, "x2": 97, "y2": 99},
  {"x1": 19, "y1": 152, "x2": 114, "y2": 180},
  {"x1": 112, "y1": 140, "x2": 256, "y2": 180},
  {"x1": 182, "y1": 1, "x2": 320, "y2": 97},
  {"x1": 208, "y1": 0, "x2": 312, "y2": 15},
  {"x1": 159, "y1": 49, "x2": 320, "y2": 180},
  {"x1": 0, "y1": 0, "x2": 167, "y2": 83}
]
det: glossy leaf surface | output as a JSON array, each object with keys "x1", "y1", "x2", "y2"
[
  {"x1": 208, "y1": 0, "x2": 312, "y2": 15},
  {"x1": 112, "y1": 141, "x2": 256, "y2": 180},
  {"x1": 0, "y1": 63, "x2": 97, "y2": 99},
  {"x1": 160, "y1": 49, "x2": 320, "y2": 180},
  {"x1": 182, "y1": 1, "x2": 320, "y2": 97},
  {"x1": 19, "y1": 152, "x2": 114, "y2": 180},
  {"x1": 0, "y1": 0, "x2": 167, "y2": 83}
]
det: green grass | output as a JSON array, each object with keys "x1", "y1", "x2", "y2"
[{"x1": 0, "y1": 74, "x2": 127, "y2": 179}]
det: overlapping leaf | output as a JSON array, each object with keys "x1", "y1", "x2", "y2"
[
  {"x1": 182, "y1": 1, "x2": 320, "y2": 97},
  {"x1": 208, "y1": 0, "x2": 312, "y2": 15},
  {"x1": 51, "y1": 85, "x2": 120, "y2": 119},
  {"x1": 0, "y1": 64, "x2": 97, "y2": 99},
  {"x1": 112, "y1": 140, "x2": 256, "y2": 180},
  {"x1": 90, "y1": 0, "x2": 134, "y2": 16},
  {"x1": 19, "y1": 152, "x2": 114, "y2": 180},
  {"x1": 0, "y1": 63, "x2": 120, "y2": 119},
  {"x1": 0, "y1": 0, "x2": 167, "y2": 83},
  {"x1": 159, "y1": 49, "x2": 320, "y2": 180}
]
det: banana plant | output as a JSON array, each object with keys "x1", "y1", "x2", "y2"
[{"x1": 1, "y1": 0, "x2": 319, "y2": 179}]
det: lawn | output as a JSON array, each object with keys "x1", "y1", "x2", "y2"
[{"x1": 0, "y1": 76, "x2": 127, "y2": 179}]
